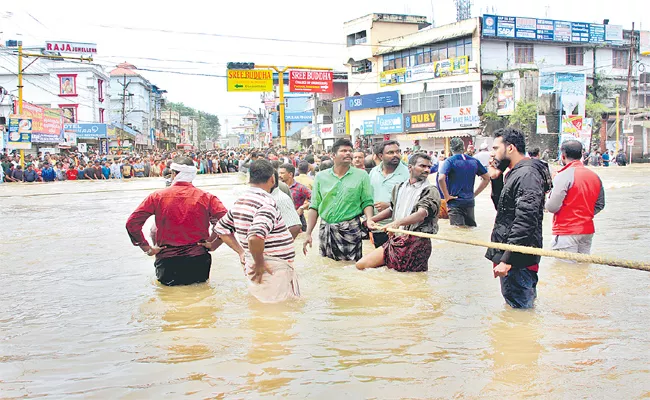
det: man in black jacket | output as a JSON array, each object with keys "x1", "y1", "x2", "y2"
[{"x1": 487, "y1": 128, "x2": 551, "y2": 309}]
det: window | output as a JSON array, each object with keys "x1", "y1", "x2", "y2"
[
  {"x1": 565, "y1": 48, "x2": 584, "y2": 66},
  {"x1": 351, "y1": 60, "x2": 372, "y2": 74},
  {"x1": 613, "y1": 50, "x2": 629, "y2": 69},
  {"x1": 59, "y1": 104, "x2": 78, "y2": 123},
  {"x1": 381, "y1": 36, "x2": 472, "y2": 71},
  {"x1": 514, "y1": 44, "x2": 534, "y2": 64},
  {"x1": 347, "y1": 30, "x2": 367, "y2": 46},
  {"x1": 57, "y1": 74, "x2": 77, "y2": 96},
  {"x1": 400, "y1": 86, "x2": 473, "y2": 113},
  {"x1": 98, "y1": 79, "x2": 104, "y2": 102},
  {"x1": 99, "y1": 108, "x2": 105, "y2": 123}
]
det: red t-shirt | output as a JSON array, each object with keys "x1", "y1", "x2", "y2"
[{"x1": 66, "y1": 169, "x2": 78, "y2": 180}]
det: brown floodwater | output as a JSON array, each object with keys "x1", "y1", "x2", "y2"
[{"x1": 1, "y1": 166, "x2": 650, "y2": 398}]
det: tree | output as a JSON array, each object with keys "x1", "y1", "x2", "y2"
[
  {"x1": 585, "y1": 94, "x2": 609, "y2": 149},
  {"x1": 165, "y1": 101, "x2": 221, "y2": 143},
  {"x1": 508, "y1": 101, "x2": 537, "y2": 134}
]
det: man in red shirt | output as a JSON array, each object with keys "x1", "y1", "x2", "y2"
[
  {"x1": 66, "y1": 166, "x2": 79, "y2": 180},
  {"x1": 546, "y1": 140, "x2": 605, "y2": 254},
  {"x1": 126, "y1": 156, "x2": 228, "y2": 286}
]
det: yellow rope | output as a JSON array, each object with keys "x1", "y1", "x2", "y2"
[{"x1": 386, "y1": 228, "x2": 650, "y2": 272}]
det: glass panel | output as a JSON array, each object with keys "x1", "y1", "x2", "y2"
[
  {"x1": 461, "y1": 92, "x2": 473, "y2": 106},
  {"x1": 424, "y1": 52, "x2": 431, "y2": 64},
  {"x1": 409, "y1": 55, "x2": 416, "y2": 66},
  {"x1": 448, "y1": 46, "x2": 456, "y2": 58},
  {"x1": 395, "y1": 57, "x2": 403, "y2": 68},
  {"x1": 431, "y1": 96, "x2": 439, "y2": 111},
  {"x1": 452, "y1": 93, "x2": 461, "y2": 107},
  {"x1": 417, "y1": 54, "x2": 424, "y2": 65},
  {"x1": 453, "y1": 87, "x2": 460, "y2": 93}
]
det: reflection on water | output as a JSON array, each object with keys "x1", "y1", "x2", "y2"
[{"x1": 1, "y1": 168, "x2": 650, "y2": 397}]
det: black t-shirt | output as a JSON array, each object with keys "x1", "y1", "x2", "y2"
[
  {"x1": 84, "y1": 167, "x2": 95, "y2": 179},
  {"x1": 219, "y1": 160, "x2": 228, "y2": 173}
]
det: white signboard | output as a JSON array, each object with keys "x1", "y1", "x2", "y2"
[
  {"x1": 439, "y1": 106, "x2": 480, "y2": 130},
  {"x1": 319, "y1": 124, "x2": 334, "y2": 139},
  {"x1": 605, "y1": 25, "x2": 623, "y2": 42},
  {"x1": 78, "y1": 143, "x2": 87, "y2": 152},
  {"x1": 45, "y1": 41, "x2": 97, "y2": 55}
]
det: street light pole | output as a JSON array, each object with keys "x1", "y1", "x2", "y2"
[{"x1": 615, "y1": 94, "x2": 620, "y2": 155}]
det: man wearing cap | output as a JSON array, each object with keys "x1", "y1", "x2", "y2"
[
  {"x1": 474, "y1": 142, "x2": 491, "y2": 169},
  {"x1": 438, "y1": 138, "x2": 490, "y2": 227},
  {"x1": 126, "y1": 156, "x2": 228, "y2": 286}
]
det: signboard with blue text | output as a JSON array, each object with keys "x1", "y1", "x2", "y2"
[
  {"x1": 63, "y1": 123, "x2": 107, "y2": 139},
  {"x1": 482, "y1": 14, "x2": 622, "y2": 44},
  {"x1": 375, "y1": 114, "x2": 403, "y2": 134},
  {"x1": 346, "y1": 91, "x2": 400, "y2": 111},
  {"x1": 284, "y1": 112, "x2": 313, "y2": 122}
]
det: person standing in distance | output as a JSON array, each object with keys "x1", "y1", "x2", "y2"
[
  {"x1": 546, "y1": 140, "x2": 605, "y2": 254},
  {"x1": 486, "y1": 128, "x2": 551, "y2": 309},
  {"x1": 438, "y1": 137, "x2": 490, "y2": 227},
  {"x1": 304, "y1": 138, "x2": 374, "y2": 261}
]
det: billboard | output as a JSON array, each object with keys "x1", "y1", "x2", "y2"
[
  {"x1": 497, "y1": 87, "x2": 515, "y2": 116},
  {"x1": 346, "y1": 91, "x2": 400, "y2": 111},
  {"x1": 289, "y1": 70, "x2": 333, "y2": 93},
  {"x1": 46, "y1": 41, "x2": 97, "y2": 55},
  {"x1": 482, "y1": 14, "x2": 623, "y2": 44},
  {"x1": 63, "y1": 123, "x2": 108, "y2": 139},
  {"x1": 404, "y1": 111, "x2": 439, "y2": 133},
  {"x1": 375, "y1": 114, "x2": 403, "y2": 134},
  {"x1": 640, "y1": 31, "x2": 650, "y2": 55},
  {"x1": 285, "y1": 112, "x2": 312, "y2": 122},
  {"x1": 7, "y1": 115, "x2": 32, "y2": 149},
  {"x1": 14, "y1": 101, "x2": 63, "y2": 139},
  {"x1": 380, "y1": 56, "x2": 469, "y2": 87},
  {"x1": 536, "y1": 72, "x2": 587, "y2": 135}
]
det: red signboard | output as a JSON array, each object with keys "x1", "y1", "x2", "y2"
[
  {"x1": 15, "y1": 101, "x2": 63, "y2": 135},
  {"x1": 289, "y1": 70, "x2": 333, "y2": 93}
]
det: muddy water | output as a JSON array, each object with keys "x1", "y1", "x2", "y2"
[{"x1": 1, "y1": 167, "x2": 650, "y2": 398}]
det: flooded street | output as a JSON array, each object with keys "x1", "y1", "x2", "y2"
[{"x1": 2, "y1": 166, "x2": 650, "y2": 399}]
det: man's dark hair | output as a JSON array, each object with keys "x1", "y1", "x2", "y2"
[
  {"x1": 409, "y1": 152, "x2": 432, "y2": 166},
  {"x1": 298, "y1": 161, "x2": 309, "y2": 174},
  {"x1": 450, "y1": 137, "x2": 465, "y2": 154},
  {"x1": 364, "y1": 157, "x2": 376, "y2": 169},
  {"x1": 494, "y1": 127, "x2": 526, "y2": 154},
  {"x1": 280, "y1": 163, "x2": 295, "y2": 176},
  {"x1": 332, "y1": 138, "x2": 353, "y2": 155},
  {"x1": 249, "y1": 159, "x2": 275, "y2": 184},
  {"x1": 171, "y1": 156, "x2": 193, "y2": 171},
  {"x1": 561, "y1": 140, "x2": 583, "y2": 161},
  {"x1": 320, "y1": 160, "x2": 333, "y2": 171},
  {"x1": 250, "y1": 152, "x2": 258, "y2": 159},
  {"x1": 270, "y1": 160, "x2": 281, "y2": 170},
  {"x1": 273, "y1": 169, "x2": 280, "y2": 190},
  {"x1": 305, "y1": 155, "x2": 315, "y2": 164},
  {"x1": 529, "y1": 147, "x2": 541, "y2": 157},
  {"x1": 374, "y1": 140, "x2": 399, "y2": 156}
]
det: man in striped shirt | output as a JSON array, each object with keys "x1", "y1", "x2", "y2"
[{"x1": 211, "y1": 159, "x2": 299, "y2": 302}]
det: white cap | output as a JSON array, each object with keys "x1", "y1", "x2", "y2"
[{"x1": 480, "y1": 142, "x2": 488, "y2": 150}]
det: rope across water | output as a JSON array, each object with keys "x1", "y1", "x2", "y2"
[{"x1": 386, "y1": 228, "x2": 650, "y2": 272}]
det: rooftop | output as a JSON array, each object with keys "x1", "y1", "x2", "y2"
[
  {"x1": 344, "y1": 13, "x2": 430, "y2": 28},
  {"x1": 110, "y1": 62, "x2": 141, "y2": 77}
]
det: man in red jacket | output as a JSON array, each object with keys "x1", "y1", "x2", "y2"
[
  {"x1": 546, "y1": 140, "x2": 605, "y2": 254},
  {"x1": 126, "y1": 156, "x2": 228, "y2": 285}
]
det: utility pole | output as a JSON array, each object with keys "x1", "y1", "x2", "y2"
[
  {"x1": 119, "y1": 74, "x2": 131, "y2": 149},
  {"x1": 625, "y1": 22, "x2": 635, "y2": 132}
]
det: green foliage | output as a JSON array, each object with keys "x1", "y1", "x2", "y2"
[
  {"x1": 166, "y1": 101, "x2": 221, "y2": 142},
  {"x1": 588, "y1": 72, "x2": 616, "y2": 102},
  {"x1": 508, "y1": 101, "x2": 538, "y2": 134}
]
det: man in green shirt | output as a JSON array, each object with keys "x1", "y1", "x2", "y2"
[
  {"x1": 303, "y1": 138, "x2": 374, "y2": 261},
  {"x1": 368, "y1": 140, "x2": 409, "y2": 248}
]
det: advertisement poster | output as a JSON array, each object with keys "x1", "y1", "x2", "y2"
[
  {"x1": 363, "y1": 120, "x2": 375, "y2": 136},
  {"x1": 15, "y1": 101, "x2": 63, "y2": 140},
  {"x1": 379, "y1": 56, "x2": 469, "y2": 87},
  {"x1": 537, "y1": 115, "x2": 549, "y2": 134},
  {"x1": 497, "y1": 87, "x2": 515, "y2": 116},
  {"x1": 7, "y1": 115, "x2": 32, "y2": 149},
  {"x1": 288, "y1": 70, "x2": 333, "y2": 93},
  {"x1": 59, "y1": 75, "x2": 77, "y2": 96},
  {"x1": 559, "y1": 117, "x2": 593, "y2": 155},
  {"x1": 537, "y1": 72, "x2": 586, "y2": 134},
  {"x1": 375, "y1": 114, "x2": 404, "y2": 134}
]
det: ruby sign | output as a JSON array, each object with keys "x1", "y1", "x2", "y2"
[{"x1": 289, "y1": 70, "x2": 333, "y2": 93}]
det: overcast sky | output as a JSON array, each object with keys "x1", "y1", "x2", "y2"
[{"x1": 2, "y1": 0, "x2": 645, "y2": 129}]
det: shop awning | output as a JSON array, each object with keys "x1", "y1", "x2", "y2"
[{"x1": 393, "y1": 129, "x2": 477, "y2": 141}]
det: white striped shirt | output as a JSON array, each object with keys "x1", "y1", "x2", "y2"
[
  {"x1": 215, "y1": 187, "x2": 295, "y2": 261},
  {"x1": 271, "y1": 188, "x2": 302, "y2": 229}
]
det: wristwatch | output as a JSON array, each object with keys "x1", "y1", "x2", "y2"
[{"x1": 146, "y1": 248, "x2": 155, "y2": 256}]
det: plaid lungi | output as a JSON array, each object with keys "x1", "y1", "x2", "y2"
[{"x1": 319, "y1": 216, "x2": 363, "y2": 261}]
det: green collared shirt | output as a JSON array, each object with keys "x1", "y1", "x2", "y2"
[
  {"x1": 310, "y1": 166, "x2": 374, "y2": 224},
  {"x1": 369, "y1": 162, "x2": 410, "y2": 225}
]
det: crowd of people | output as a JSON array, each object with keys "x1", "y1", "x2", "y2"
[{"x1": 123, "y1": 129, "x2": 606, "y2": 310}]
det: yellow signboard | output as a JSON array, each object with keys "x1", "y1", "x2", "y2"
[
  {"x1": 227, "y1": 69, "x2": 273, "y2": 92},
  {"x1": 380, "y1": 56, "x2": 469, "y2": 87}
]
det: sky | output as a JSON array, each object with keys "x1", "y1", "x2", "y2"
[{"x1": 1, "y1": 0, "x2": 646, "y2": 130}]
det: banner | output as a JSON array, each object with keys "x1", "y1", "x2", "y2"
[
  {"x1": 16, "y1": 101, "x2": 63, "y2": 138},
  {"x1": 346, "y1": 91, "x2": 400, "y2": 111},
  {"x1": 8, "y1": 115, "x2": 32, "y2": 149},
  {"x1": 380, "y1": 56, "x2": 469, "y2": 87},
  {"x1": 63, "y1": 123, "x2": 107, "y2": 139},
  {"x1": 497, "y1": 87, "x2": 515, "y2": 115},
  {"x1": 537, "y1": 72, "x2": 586, "y2": 134},
  {"x1": 363, "y1": 120, "x2": 375, "y2": 136},
  {"x1": 559, "y1": 117, "x2": 592, "y2": 155}
]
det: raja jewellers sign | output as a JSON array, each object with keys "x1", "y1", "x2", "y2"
[{"x1": 46, "y1": 41, "x2": 97, "y2": 55}]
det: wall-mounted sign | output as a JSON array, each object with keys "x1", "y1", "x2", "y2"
[
  {"x1": 482, "y1": 14, "x2": 622, "y2": 44},
  {"x1": 346, "y1": 91, "x2": 400, "y2": 111},
  {"x1": 363, "y1": 120, "x2": 375, "y2": 136},
  {"x1": 380, "y1": 56, "x2": 469, "y2": 87},
  {"x1": 404, "y1": 111, "x2": 439, "y2": 133},
  {"x1": 284, "y1": 112, "x2": 312, "y2": 122},
  {"x1": 333, "y1": 100, "x2": 346, "y2": 135},
  {"x1": 63, "y1": 123, "x2": 107, "y2": 139},
  {"x1": 439, "y1": 106, "x2": 480, "y2": 130},
  {"x1": 375, "y1": 114, "x2": 403, "y2": 134},
  {"x1": 46, "y1": 41, "x2": 97, "y2": 55},
  {"x1": 7, "y1": 114, "x2": 32, "y2": 149},
  {"x1": 289, "y1": 70, "x2": 333, "y2": 93}
]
